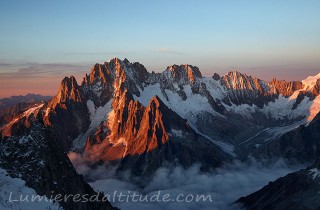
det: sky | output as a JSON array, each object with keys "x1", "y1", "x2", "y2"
[{"x1": 0, "y1": 0, "x2": 320, "y2": 98}]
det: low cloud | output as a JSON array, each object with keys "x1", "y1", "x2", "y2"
[{"x1": 68, "y1": 153, "x2": 304, "y2": 210}]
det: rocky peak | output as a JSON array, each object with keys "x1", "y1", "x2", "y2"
[
  {"x1": 137, "y1": 96, "x2": 170, "y2": 151},
  {"x1": 311, "y1": 78, "x2": 320, "y2": 96},
  {"x1": 222, "y1": 71, "x2": 264, "y2": 91},
  {"x1": 222, "y1": 71, "x2": 245, "y2": 89},
  {"x1": 83, "y1": 63, "x2": 112, "y2": 86},
  {"x1": 61, "y1": 75, "x2": 78, "y2": 88},
  {"x1": 81, "y1": 58, "x2": 150, "y2": 106},
  {"x1": 164, "y1": 64, "x2": 202, "y2": 84},
  {"x1": 56, "y1": 76, "x2": 83, "y2": 103},
  {"x1": 82, "y1": 91, "x2": 229, "y2": 176},
  {"x1": 45, "y1": 76, "x2": 91, "y2": 150},
  {"x1": 221, "y1": 71, "x2": 274, "y2": 106},
  {"x1": 83, "y1": 94, "x2": 168, "y2": 161},
  {"x1": 83, "y1": 58, "x2": 148, "y2": 85},
  {"x1": 269, "y1": 79, "x2": 303, "y2": 97},
  {"x1": 85, "y1": 94, "x2": 184, "y2": 159},
  {"x1": 106, "y1": 57, "x2": 149, "y2": 83}
]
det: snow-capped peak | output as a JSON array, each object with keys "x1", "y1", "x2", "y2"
[{"x1": 302, "y1": 73, "x2": 320, "y2": 90}]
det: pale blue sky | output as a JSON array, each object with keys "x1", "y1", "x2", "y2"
[{"x1": 0, "y1": 0, "x2": 320, "y2": 97}]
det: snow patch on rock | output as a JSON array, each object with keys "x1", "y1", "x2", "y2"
[
  {"x1": 202, "y1": 77, "x2": 226, "y2": 100},
  {"x1": 170, "y1": 129, "x2": 184, "y2": 138},
  {"x1": 87, "y1": 99, "x2": 112, "y2": 130},
  {"x1": 72, "y1": 99, "x2": 113, "y2": 150},
  {"x1": 309, "y1": 168, "x2": 320, "y2": 180}
]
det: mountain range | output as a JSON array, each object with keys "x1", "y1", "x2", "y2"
[
  {"x1": 0, "y1": 93, "x2": 51, "y2": 110},
  {"x1": 1, "y1": 58, "x2": 320, "y2": 209}
]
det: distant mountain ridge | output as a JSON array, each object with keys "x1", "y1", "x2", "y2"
[
  {"x1": 0, "y1": 93, "x2": 51, "y2": 110},
  {"x1": 0, "y1": 94, "x2": 51, "y2": 127}
]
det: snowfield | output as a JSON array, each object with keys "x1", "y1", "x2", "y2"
[{"x1": 0, "y1": 168, "x2": 61, "y2": 210}]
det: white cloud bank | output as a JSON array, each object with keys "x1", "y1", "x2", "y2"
[{"x1": 68, "y1": 153, "x2": 304, "y2": 210}]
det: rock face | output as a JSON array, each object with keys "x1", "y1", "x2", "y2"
[
  {"x1": 237, "y1": 168, "x2": 320, "y2": 210},
  {"x1": 269, "y1": 79, "x2": 303, "y2": 97},
  {"x1": 44, "y1": 76, "x2": 90, "y2": 150},
  {"x1": 0, "y1": 122, "x2": 118, "y2": 210},
  {"x1": 312, "y1": 78, "x2": 320, "y2": 96}
]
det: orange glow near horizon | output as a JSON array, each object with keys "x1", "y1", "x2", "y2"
[{"x1": 0, "y1": 74, "x2": 84, "y2": 98}]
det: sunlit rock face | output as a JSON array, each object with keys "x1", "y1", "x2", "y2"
[{"x1": 269, "y1": 79, "x2": 303, "y2": 97}]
